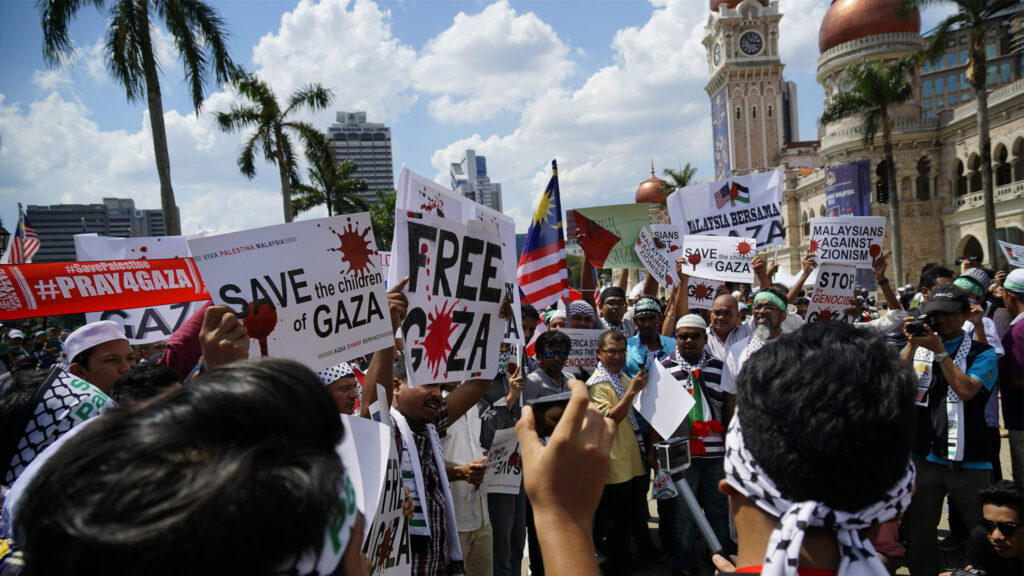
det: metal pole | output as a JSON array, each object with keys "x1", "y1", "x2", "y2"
[{"x1": 671, "y1": 474, "x2": 724, "y2": 558}]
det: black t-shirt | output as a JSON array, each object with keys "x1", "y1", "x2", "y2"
[{"x1": 965, "y1": 526, "x2": 1024, "y2": 576}]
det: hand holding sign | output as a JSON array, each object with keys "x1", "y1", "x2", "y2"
[{"x1": 200, "y1": 305, "x2": 250, "y2": 369}]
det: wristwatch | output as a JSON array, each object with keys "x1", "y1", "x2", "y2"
[
  {"x1": 933, "y1": 352, "x2": 950, "y2": 362},
  {"x1": 878, "y1": 277, "x2": 889, "y2": 285}
]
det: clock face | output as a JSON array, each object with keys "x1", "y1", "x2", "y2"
[
  {"x1": 713, "y1": 43, "x2": 722, "y2": 66},
  {"x1": 739, "y1": 31, "x2": 763, "y2": 56}
]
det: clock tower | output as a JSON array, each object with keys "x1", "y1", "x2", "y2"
[{"x1": 704, "y1": 0, "x2": 798, "y2": 178}]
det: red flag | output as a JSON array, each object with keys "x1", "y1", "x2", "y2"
[{"x1": 569, "y1": 209, "x2": 620, "y2": 268}]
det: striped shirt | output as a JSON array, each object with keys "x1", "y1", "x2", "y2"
[
  {"x1": 704, "y1": 322, "x2": 754, "y2": 362},
  {"x1": 662, "y1": 349, "x2": 727, "y2": 458}
]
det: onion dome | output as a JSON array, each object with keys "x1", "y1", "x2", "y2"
[
  {"x1": 819, "y1": 0, "x2": 920, "y2": 53},
  {"x1": 636, "y1": 162, "x2": 668, "y2": 203},
  {"x1": 710, "y1": 0, "x2": 769, "y2": 11}
]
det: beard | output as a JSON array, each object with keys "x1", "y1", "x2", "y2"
[{"x1": 753, "y1": 324, "x2": 773, "y2": 342}]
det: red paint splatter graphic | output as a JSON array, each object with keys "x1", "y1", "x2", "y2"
[
  {"x1": 376, "y1": 526, "x2": 394, "y2": 571},
  {"x1": 418, "y1": 300, "x2": 459, "y2": 379},
  {"x1": 243, "y1": 301, "x2": 277, "y2": 357},
  {"x1": 327, "y1": 218, "x2": 374, "y2": 276},
  {"x1": 129, "y1": 245, "x2": 150, "y2": 260},
  {"x1": 736, "y1": 240, "x2": 754, "y2": 256},
  {"x1": 508, "y1": 450, "x2": 521, "y2": 468},
  {"x1": 665, "y1": 273, "x2": 674, "y2": 287},
  {"x1": 669, "y1": 244, "x2": 680, "y2": 253},
  {"x1": 687, "y1": 253, "x2": 702, "y2": 271},
  {"x1": 652, "y1": 236, "x2": 666, "y2": 250},
  {"x1": 869, "y1": 243, "x2": 881, "y2": 265},
  {"x1": 418, "y1": 188, "x2": 446, "y2": 218},
  {"x1": 817, "y1": 308, "x2": 835, "y2": 323},
  {"x1": 693, "y1": 283, "x2": 711, "y2": 301},
  {"x1": 636, "y1": 236, "x2": 643, "y2": 247},
  {"x1": 808, "y1": 239, "x2": 819, "y2": 255}
]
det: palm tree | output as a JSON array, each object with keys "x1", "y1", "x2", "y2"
[
  {"x1": 901, "y1": 0, "x2": 1017, "y2": 268},
  {"x1": 215, "y1": 74, "x2": 333, "y2": 222},
  {"x1": 820, "y1": 56, "x2": 915, "y2": 283},
  {"x1": 39, "y1": 0, "x2": 238, "y2": 237},
  {"x1": 660, "y1": 164, "x2": 698, "y2": 194},
  {"x1": 370, "y1": 190, "x2": 397, "y2": 251},
  {"x1": 291, "y1": 136, "x2": 369, "y2": 217}
]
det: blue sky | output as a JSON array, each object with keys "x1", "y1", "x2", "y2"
[{"x1": 0, "y1": 0, "x2": 955, "y2": 238}]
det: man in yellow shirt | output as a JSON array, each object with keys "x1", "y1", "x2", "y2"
[{"x1": 587, "y1": 329, "x2": 648, "y2": 576}]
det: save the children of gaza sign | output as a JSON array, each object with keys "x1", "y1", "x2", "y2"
[
  {"x1": 679, "y1": 235, "x2": 757, "y2": 284},
  {"x1": 187, "y1": 214, "x2": 394, "y2": 371},
  {"x1": 392, "y1": 210, "x2": 506, "y2": 387}
]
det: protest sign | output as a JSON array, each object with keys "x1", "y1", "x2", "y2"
[
  {"x1": 338, "y1": 415, "x2": 392, "y2": 542},
  {"x1": 0, "y1": 259, "x2": 208, "y2": 321},
  {"x1": 395, "y1": 167, "x2": 524, "y2": 345},
  {"x1": 679, "y1": 235, "x2": 757, "y2": 284},
  {"x1": 379, "y1": 251, "x2": 391, "y2": 285},
  {"x1": 359, "y1": 433, "x2": 412, "y2": 576},
  {"x1": 807, "y1": 216, "x2": 886, "y2": 267},
  {"x1": 650, "y1": 224, "x2": 684, "y2": 262},
  {"x1": 481, "y1": 428, "x2": 522, "y2": 495},
  {"x1": 687, "y1": 278, "x2": 725, "y2": 310},
  {"x1": 635, "y1": 228, "x2": 678, "y2": 288},
  {"x1": 666, "y1": 170, "x2": 785, "y2": 249},
  {"x1": 560, "y1": 328, "x2": 603, "y2": 373},
  {"x1": 999, "y1": 240, "x2": 1024, "y2": 268},
  {"x1": 633, "y1": 356, "x2": 696, "y2": 441},
  {"x1": 77, "y1": 234, "x2": 205, "y2": 344},
  {"x1": 806, "y1": 262, "x2": 857, "y2": 324},
  {"x1": 187, "y1": 214, "x2": 393, "y2": 371},
  {"x1": 392, "y1": 211, "x2": 506, "y2": 386},
  {"x1": 567, "y1": 203, "x2": 651, "y2": 269}
]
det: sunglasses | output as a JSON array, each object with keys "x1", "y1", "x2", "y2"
[
  {"x1": 675, "y1": 332, "x2": 704, "y2": 341},
  {"x1": 541, "y1": 349, "x2": 570, "y2": 359},
  {"x1": 979, "y1": 518, "x2": 1019, "y2": 538},
  {"x1": 602, "y1": 300, "x2": 626, "y2": 308}
]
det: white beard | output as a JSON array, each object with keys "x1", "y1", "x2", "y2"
[{"x1": 753, "y1": 324, "x2": 772, "y2": 342}]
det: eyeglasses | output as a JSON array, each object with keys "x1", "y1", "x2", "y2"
[
  {"x1": 979, "y1": 518, "x2": 1019, "y2": 538},
  {"x1": 602, "y1": 300, "x2": 626, "y2": 308},
  {"x1": 675, "y1": 332, "x2": 704, "y2": 341},
  {"x1": 599, "y1": 348, "x2": 626, "y2": 356},
  {"x1": 752, "y1": 303, "x2": 780, "y2": 312},
  {"x1": 541, "y1": 349, "x2": 570, "y2": 359}
]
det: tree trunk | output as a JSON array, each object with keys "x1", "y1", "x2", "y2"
[
  {"x1": 972, "y1": 39, "x2": 1000, "y2": 268},
  {"x1": 274, "y1": 126, "x2": 294, "y2": 223},
  {"x1": 139, "y1": 1, "x2": 181, "y2": 237},
  {"x1": 883, "y1": 116, "x2": 903, "y2": 284}
]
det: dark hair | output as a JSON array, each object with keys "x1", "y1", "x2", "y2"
[
  {"x1": 109, "y1": 363, "x2": 182, "y2": 405},
  {"x1": 535, "y1": 330, "x2": 571, "y2": 355},
  {"x1": 598, "y1": 330, "x2": 626, "y2": 348},
  {"x1": 70, "y1": 348, "x2": 94, "y2": 370},
  {"x1": 16, "y1": 358, "x2": 347, "y2": 576},
  {"x1": 736, "y1": 322, "x2": 916, "y2": 511},
  {"x1": 978, "y1": 480, "x2": 1023, "y2": 515},
  {"x1": 919, "y1": 266, "x2": 954, "y2": 291},
  {"x1": 600, "y1": 287, "x2": 626, "y2": 302},
  {"x1": 0, "y1": 369, "x2": 49, "y2": 481},
  {"x1": 794, "y1": 297, "x2": 810, "y2": 306},
  {"x1": 520, "y1": 303, "x2": 540, "y2": 322},
  {"x1": 770, "y1": 282, "x2": 789, "y2": 293}
]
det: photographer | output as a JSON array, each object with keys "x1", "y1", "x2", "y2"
[{"x1": 900, "y1": 284, "x2": 999, "y2": 576}]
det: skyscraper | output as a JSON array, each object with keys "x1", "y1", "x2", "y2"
[
  {"x1": 326, "y1": 111, "x2": 394, "y2": 203},
  {"x1": 449, "y1": 149, "x2": 503, "y2": 212},
  {"x1": 27, "y1": 198, "x2": 165, "y2": 262}
]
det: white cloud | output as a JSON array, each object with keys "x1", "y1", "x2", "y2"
[
  {"x1": 412, "y1": 0, "x2": 575, "y2": 123},
  {"x1": 31, "y1": 70, "x2": 72, "y2": 92},
  {"x1": 778, "y1": 0, "x2": 829, "y2": 77}
]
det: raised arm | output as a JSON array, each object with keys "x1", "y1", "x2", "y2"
[
  {"x1": 359, "y1": 277, "x2": 408, "y2": 417},
  {"x1": 751, "y1": 256, "x2": 771, "y2": 291},
  {"x1": 872, "y1": 256, "x2": 902, "y2": 311},
  {"x1": 788, "y1": 253, "x2": 817, "y2": 304}
]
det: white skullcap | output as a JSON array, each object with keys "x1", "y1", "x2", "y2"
[
  {"x1": 629, "y1": 283, "x2": 644, "y2": 299},
  {"x1": 65, "y1": 321, "x2": 128, "y2": 364},
  {"x1": 675, "y1": 314, "x2": 707, "y2": 331}
]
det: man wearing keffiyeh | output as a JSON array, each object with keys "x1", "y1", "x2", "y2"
[{"x1": 711, "y1": 321, "x2": 918, "y2": 576}]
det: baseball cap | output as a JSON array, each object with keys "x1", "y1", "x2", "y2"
[
  {"x1": 7, "y1": 330, "x2": 24, "y2": 340},
  {"x1": 65, "y1": 321, "x2": 129, "y2": 365},
  {"x1": 1005, "y1": 268, "x2": 1024, "y2": 294},
  {"x1": 920, "y1": 284, "x2": 970, "y2": 314}
]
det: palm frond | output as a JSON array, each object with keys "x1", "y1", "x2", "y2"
[
  {"x1": 214, "y1": 104, "x2": 261, "y2": 131},
  {"x1": 283, "y1": 84, "x2": 334, "y2": 116},
  {"x1": 160, "y1": 0, "x2": 208, "y2": 110},
  {"x1": 106, "y1": 0, "x2": 147, "y2": 102},
  {"x1": 38, "y1": 0, "x2": 105, "y2": 66},
  {"x1": 238, "y1": 129, "x2": 263, "y2": 179}
]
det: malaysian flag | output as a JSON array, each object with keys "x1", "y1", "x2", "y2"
[
  {"x1": 2, "y1": 206, "x2": 40, "y2": 264},
  {"x1": 517, "y1": 160, "x2": 568, "y2": 309}
]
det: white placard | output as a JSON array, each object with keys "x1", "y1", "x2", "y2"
[
  {"x1": 679, "y1": 235, "x2": 757, "y2": 284},
  {"x1": 187, "y1": 214, "x2": 394, "y2": 371},
  {"x1": 378, "y1": 251, "x2": 391, "y2": 285},
  {"x1": 634, "y1": 227, "x2": 677, "y2": 288},
  {"x1": 359, "y1": 433, "x2": 412, "y2": 576},
  {"x1": 687, "y1": 278, "x2": 726, "y2": 310},
  {"x1": 633, "y1": 356, "x2": 696, "y2": 441},
  {"x1": 392, "y1": 211, "x2": 506, "y2": 386},
  {"x1": 560, "y1": 328, "x2": 604, "y2": 372},
  {"x1": 998, "y1": 240, "x2": 1024, "y2": 268},
  {"x1": 806, "y1": 262, "x2": 857, "y2": 324},
  {"x1": 480, "y1": 428, "x2": 522, "y2": 495},
  {"x1": 666, "y1": 170, "x2": 785, "y2": 249},
  {"x1": 77, "y1": 234, "x2": 206, "y2": 345},
  {"x1": 807, "y1": 216, "x2": 886, "y2": 267},
  {"x1": 338, "y1": 415, "x2": 392, "y2": 542},
  {"x1": 650, "y1": 224, "x2": 684, "y2": 263}
]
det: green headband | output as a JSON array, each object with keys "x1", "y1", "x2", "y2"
[
  {"x1": 1005, "y1": 278, "x2": 1024, "y2": 293},
  {"x1": 753, "y1": 290, "x2": 787, "y2": 312},
  {"x1": 953, "y1": 277, "x2": 984, "y2": 299}
]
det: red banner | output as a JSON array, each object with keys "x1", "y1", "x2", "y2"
[{"x1": 0, "y1": 258, "x2": 209, "y2": 320}]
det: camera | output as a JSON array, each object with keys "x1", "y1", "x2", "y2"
[
  {"x1": 654, "y1": 437, "x2": 691, "y2": 477},
  {"x1": 905, "y1": 314, "x2": 935, "y2": 337}
]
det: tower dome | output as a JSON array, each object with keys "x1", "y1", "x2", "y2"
[
  {"x1": 636, "y1": 163, "x2": 668, "y2": 203},
  {"x1": 819, "y1": 0, "x2": 920, "y2": 53}
]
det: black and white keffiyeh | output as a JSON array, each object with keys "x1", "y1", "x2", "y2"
[
  {"x1": 723, "y1": 411, "x2": 915, "y2": 576},
  {"x1": 587, "y1": 362, "x2": 640, "y2": 433},
  {"x1": 316, "y1": 362, "x2": 355, "y2": 387},
  {"x1": 277, "y1": 473, "x2": 358, "y2": 576},
  {"x1": 741, "y1": 334, "x2": 767, "y2": 363},
  {"x1": 911, "y1": 330, "x2": 972, "y2": 461}
]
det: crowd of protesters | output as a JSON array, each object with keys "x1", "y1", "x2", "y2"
[{"x1": 0, "y1": 247, "x2": 1021, "y2": 576}]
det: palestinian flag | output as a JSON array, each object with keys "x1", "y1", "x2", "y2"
[{"x1": 569, "y1": 209, "x2": 621, "y2": 268}]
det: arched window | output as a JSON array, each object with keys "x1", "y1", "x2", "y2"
[
  {"x1": 819, "y1": 205, "x2": 826, "y2": 217},
  {"x1": 768, "y1": 105, "x2": 773, "y2": 118},
  {"x1": 994, "y1": 144, "x2": 1010, "y2": 186},
  {"x1": 968, "y1": 155, "x2": 982, "y2": 192},
  {"x1": 752, "y1": 106, "x2": 757, "y2": 119},
  {"x1": 1013, "y1": 137, "x2": 1024, "y2": 182},
  {"x1": 736, "y1": 107, "x2": 742, "y2": 120},
  {"x1": 954, "y1": 159, "x2": 967, "y2": 196},
  {"x1": 916, "y1": 157, "x2": 931, "y2": 200},
  {"x1": 802, "y1": 210, "x2": 809, "y2": 238}
]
